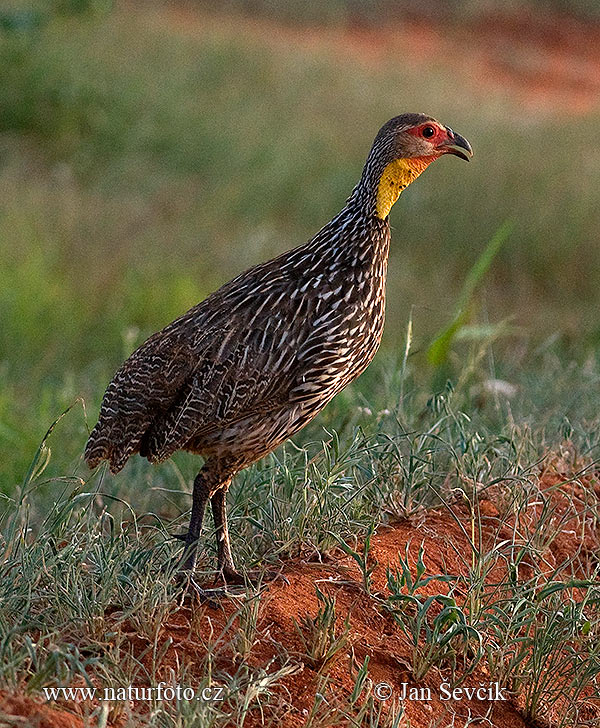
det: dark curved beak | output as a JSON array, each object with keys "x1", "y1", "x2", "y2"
[{"x1": 438, "y1": 128, "x2": 473, "y2": 161}]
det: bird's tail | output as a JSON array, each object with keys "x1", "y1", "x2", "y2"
[
  {"x1": 84, "y1": 383, "x2": 147, "y2": 474},
  {"x1": 84, "y1": 423, "x2": 112, "y2": 471}
]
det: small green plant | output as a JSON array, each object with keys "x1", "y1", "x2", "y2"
[
  {"x1": 304, "y1": 654, "x2": 405, "y2": 728},
  {"x1": 427, "y1": 221, "x2": 512, "y2": 369},
  {"x1": 485, "y1": 579, "x2": 600, "y2": 725},
  {"x1": 331, "y1": 522, "x2": 377, "y2": 595},
  {"x1": 384, "y1": 544, "x2": 480, "y2": 681},
  {"x1": 293, "y1": 586, "x2": 350, "y2": 672},
  {"x1": 233, "y1": 591, "x2": 263, "y2": 663}
]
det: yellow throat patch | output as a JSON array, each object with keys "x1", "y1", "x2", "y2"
[{"x1": 375, "y1": 157, "x2": 435, "y2": 219}]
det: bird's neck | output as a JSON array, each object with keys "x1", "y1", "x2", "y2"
[
  {"x1": 302, "y1": 154, "x2": 437, "y2": 276},
  {"x1": 322, "y1": 196, "x2": 391, "y2": 274},
  {"x1": 352, "y1": 155, "x2": 437, "y2": 219}
]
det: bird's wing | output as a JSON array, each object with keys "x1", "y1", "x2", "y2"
[
  {"x1": 140, "y1": 317, "x2": 301, "y2": 464},
  {"x1": 84, "y1": 266, "x2": 333, "y2": 473},
  {"x1": 143, "y1": 287, "x2": 361, "y2": 464}
]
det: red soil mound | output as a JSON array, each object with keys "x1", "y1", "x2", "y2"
[
  {"x1": 8, "y1": 455, "x2": 598, "y2": 727},
  {"x1": 121, "y1": 461, "x2": 595, "y2": 726},
  {"x1": 0, "y1": 691, "x2": 84, "y2": 728}
]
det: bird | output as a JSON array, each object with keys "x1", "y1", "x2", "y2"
[{"x1": 85, "y1": 113, "x2": 472, "y2": 594}]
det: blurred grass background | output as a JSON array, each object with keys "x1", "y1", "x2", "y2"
[{"x1": 0, "y1": 0, "x2": 599, "y2": 488}]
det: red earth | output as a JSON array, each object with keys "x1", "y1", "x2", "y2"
[{"x1": 4, "y1": 450, "x2": 598, "y2": 727}]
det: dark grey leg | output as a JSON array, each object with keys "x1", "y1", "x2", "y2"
[
  {"x1": 180, "y1": 469, "x2": 212, "y2": 573},
  {"x1": 211, "y1": 483, "x2": 243, "y2": 583}
]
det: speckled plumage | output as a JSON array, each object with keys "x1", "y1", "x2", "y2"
[
  {"x1": 85, "y1": 113, "x2": 472, "y2": 584},
  {"x1": 85, "y1": 207, "x2": 389, "y2": 475}
]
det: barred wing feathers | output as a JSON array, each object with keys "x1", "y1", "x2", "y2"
[{"x1": 84, "y1": 264, "x2": 326, "y2": 473}]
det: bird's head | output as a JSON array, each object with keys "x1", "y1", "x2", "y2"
[{"x1": 365, "y1": 113, "x2": 473, "y2": 219}]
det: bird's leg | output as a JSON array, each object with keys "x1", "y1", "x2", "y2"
[
  {"x1": 179, "y1": 470, "x2": 211, "y2": 574},
  {"x1": 211, "y1": 483, "x2": 289, "y2": 588},
  {"x1": 210, "y1": 483, "x2": 244, "y2": 584}
]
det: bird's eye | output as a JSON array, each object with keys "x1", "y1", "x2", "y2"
[{"x1": 422, "y1": 126, "x2": 436, "y2": 139}]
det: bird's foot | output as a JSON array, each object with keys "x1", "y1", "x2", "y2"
[
  {"x1": 219, "y1": 564, "x2": 289, "y2": 588},
  {"x1": 220, "y1": 566, "x2": 247, "y2": 586},
  {"x1": 175, "y1": 569, "x2": 222, "y2": 609}
]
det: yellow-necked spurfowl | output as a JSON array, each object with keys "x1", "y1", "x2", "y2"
[{"x1": 85, "y1": 114, "x2": 472, "y2": 590}]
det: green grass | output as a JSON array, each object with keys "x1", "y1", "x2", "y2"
[
  {"x1": 0, "y1": 2, "x2": 599, "y2": 485},
  {"x1": 2, "y1": 356, "x2": 599, "y2": 726}
]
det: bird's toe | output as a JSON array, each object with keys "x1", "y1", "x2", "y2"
[
  {"x1": 176, "y1": 570, "x2": 222, "y2": 609},
  {"x1": 220, "y1": 565, "x2": 288, "y2": 587}
]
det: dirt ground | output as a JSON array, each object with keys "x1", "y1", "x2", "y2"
[{"x1": 4, "y1": 453, "x2": 599, "y2": 728}]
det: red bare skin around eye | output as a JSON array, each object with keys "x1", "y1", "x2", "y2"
[{"x1": 405, "y1": 123, "x2": 449, "y2": 146}]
